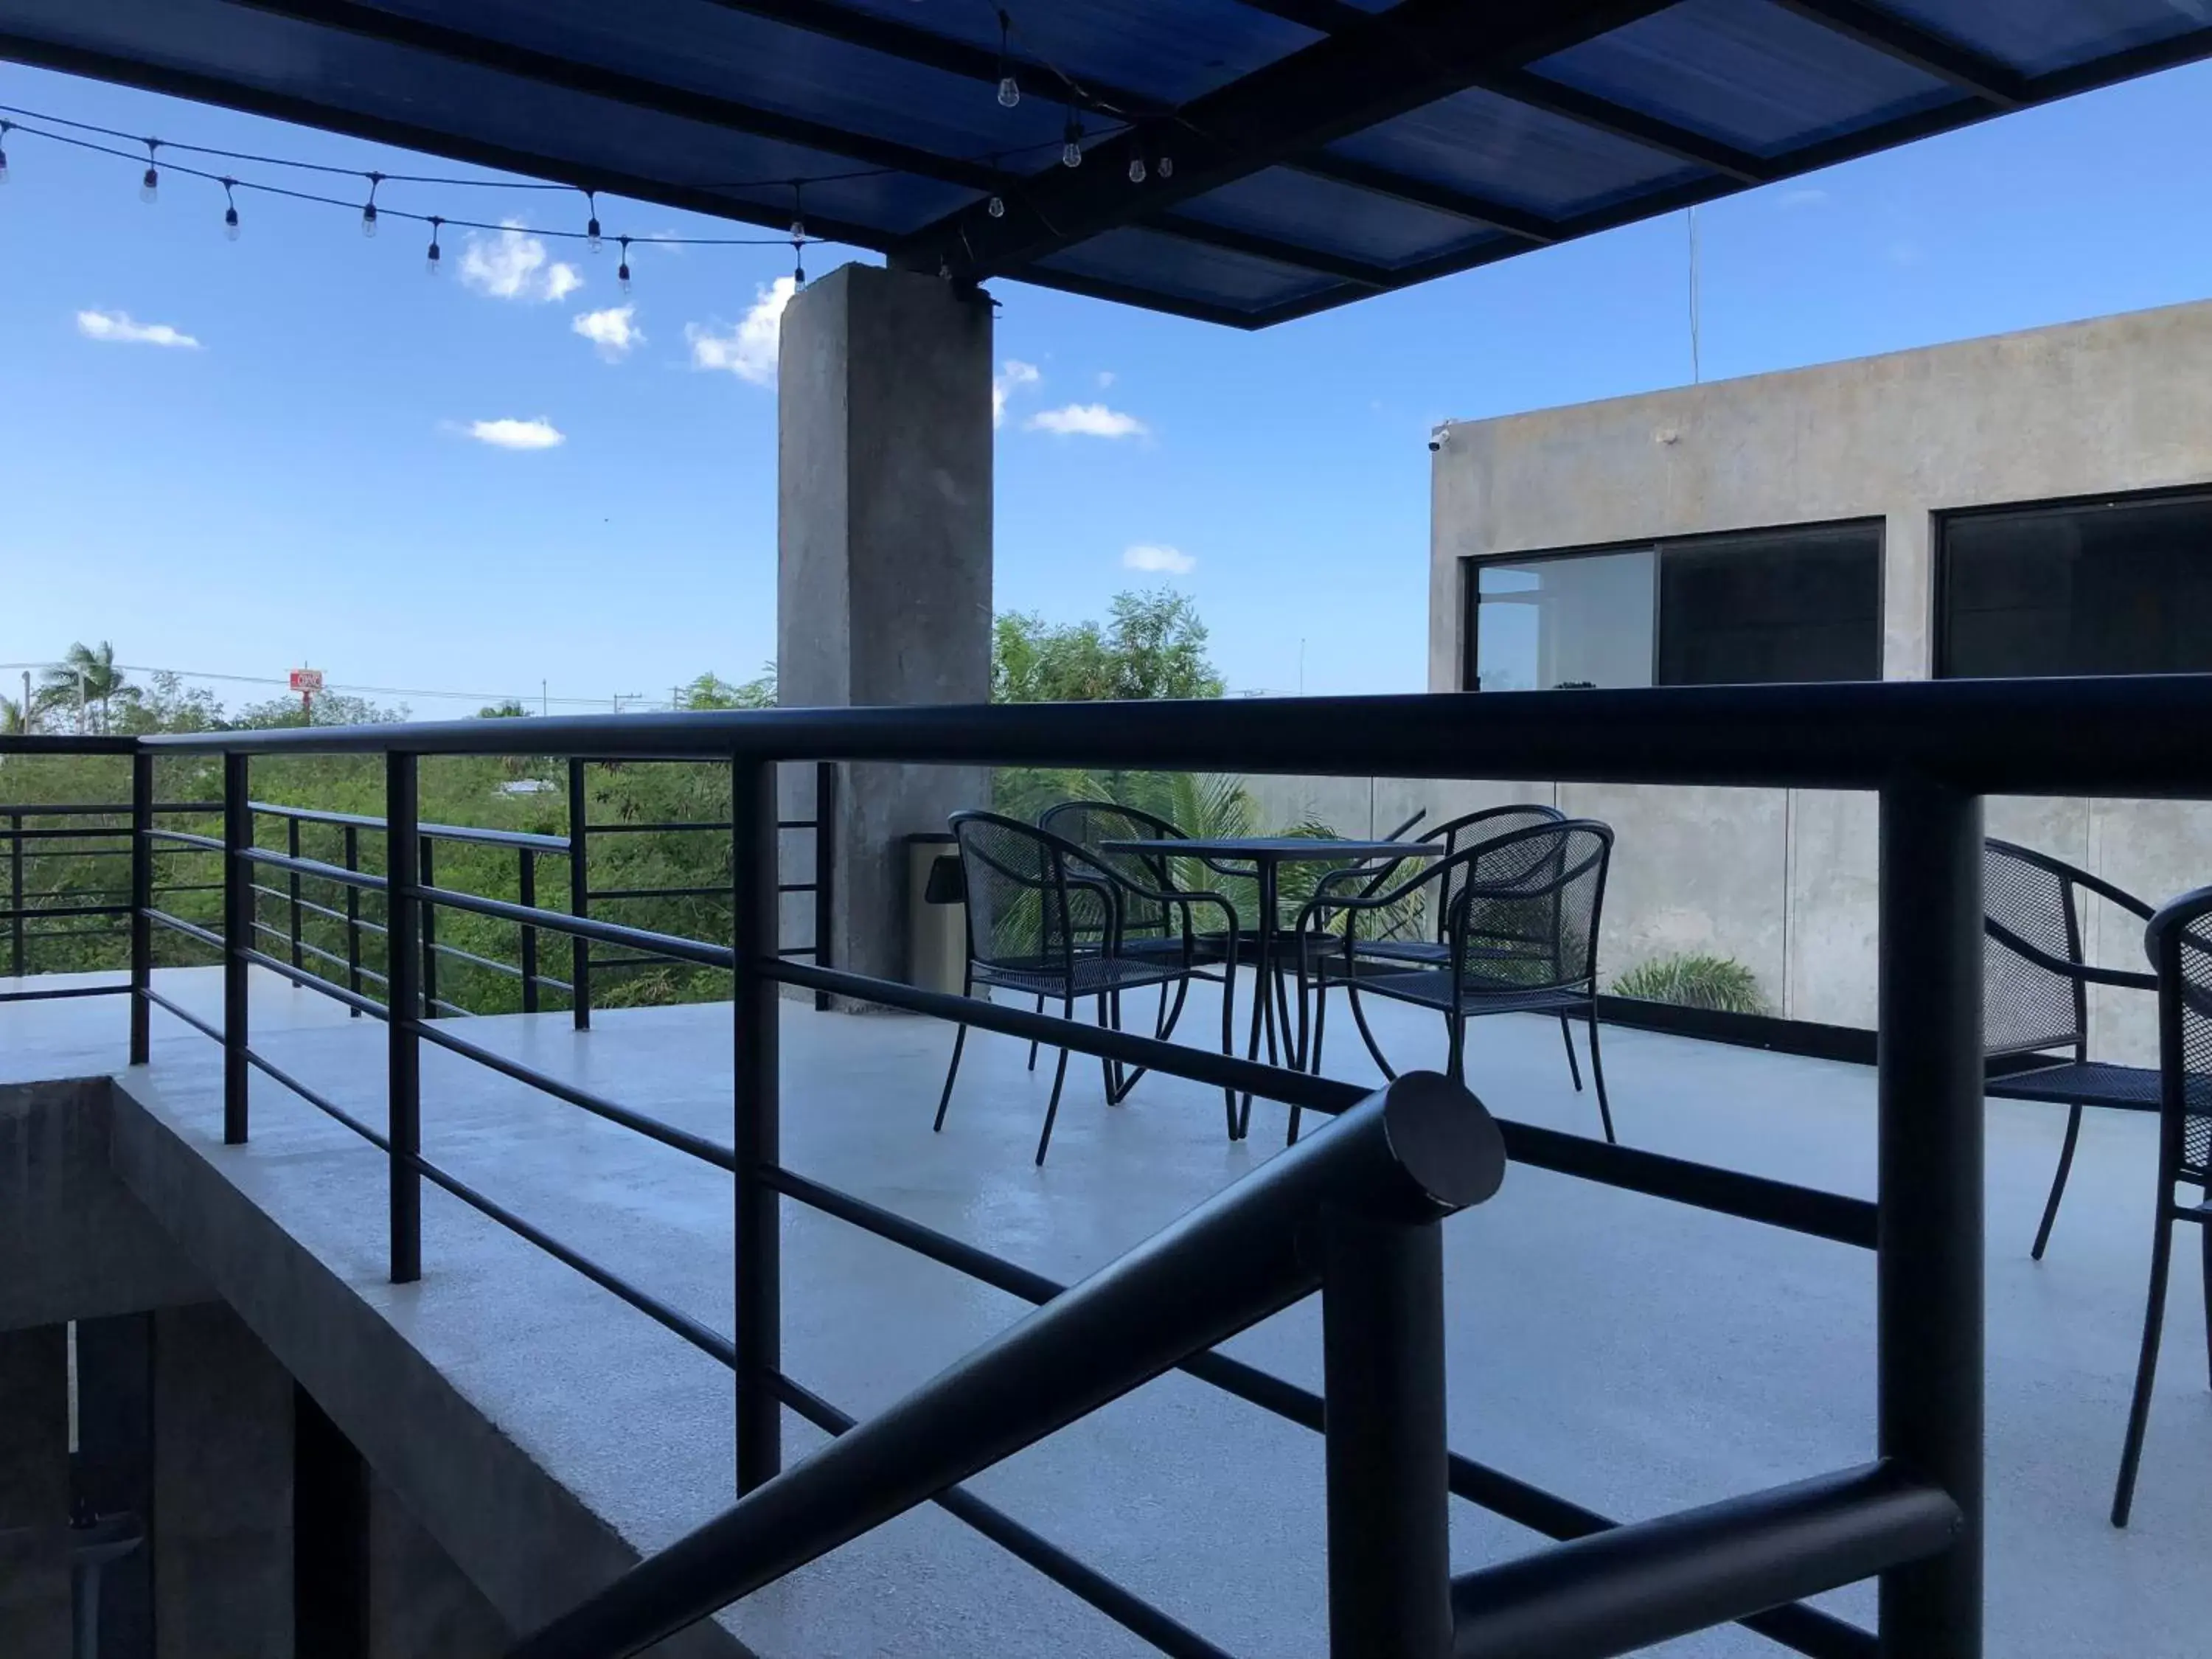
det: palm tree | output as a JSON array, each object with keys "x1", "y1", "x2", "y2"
[
  {"x1": 41, "y1": 641, "x2": 131, "y2": 734},
  {"x1": 0, "y1": 695, "x2": 22, "y2": 736}
]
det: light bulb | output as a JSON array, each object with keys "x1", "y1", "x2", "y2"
[
  {"x1": 223, "y1": 205, "x2": 240, "y2": 240},
  {"x1": 586, "y1": 216, "x2": 602, "y2": 252},
  {"x1": 139, "y1": 165, "x2": 159, "y2": 204},
  {"x1": 998, "y1": 74, "x2": 1020, "y2": 109},
  {"x1": 987, "y1": 194, "x2": 1005, "y2": 219},
  {"x1": 0, "y1": 144, "x2": 10, "y2": 186},
  {"x1": 1157, "y1": 155, "x2": 1174, "y2": 180},
  {"x1": 617, "y1": 257, "x2": 631, "y2": 293},
  {"x1": 361, "y1": 201, "x2": 378, "y2": 237},
  {"x1": 425, "y1": 240, "x2": 442, "y2": 276},
  {"x1": 790, "y1": 218, "x2": 805, "y2": 242},
  {"x1": 1062, "y1": 139, "x2": 1082, "y2": 168},
  {"x1": 1127, "y1": 156, "x2": 1147, "y2": 184}
]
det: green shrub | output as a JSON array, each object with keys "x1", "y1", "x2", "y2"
[{"x1": 1613, "y1": 952, "x2": 1767, "y2": 1015}]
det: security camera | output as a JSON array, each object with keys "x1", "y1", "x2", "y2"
[{"x1": 1427, "y1": 425, "x2": 1449, "y2": 453}]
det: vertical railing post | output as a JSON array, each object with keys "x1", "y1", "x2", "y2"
[
  {"x1": 343, "y1": 824, "x2": 363, "y2": 1016},
  {"x1": 732, "y1": 755, "x2": 782, "y2": 1492},
  {"x1": 286, "y1": 813, "x2": 304, "y2": 974},
  {"x1": 518, "y1": 849, "x2": 540, "y2": 1014},
  {"x1": 128, "y1": 748, "x2": 153, "y2": 1065},
  {"x1": 222, "y1": 752, "x2": 251, "y2": 1144},
  {"x1": 1876, "y1": 778, "x2": 1983, "y2": 1658},
  {"x1": 568, "y1": 757, "x2": 591, "y2": 1030},
  {"x1": 419, "y1": 834, "x2": 439, "y2": 1019},
  {"x1": 8, "y1": 810, "x2": 24, "y2": 978},
  {"x1": 386, "y1": 754, "x2": 422, "y2": 1285},
  {"x1": 1320, "y1": 1208, "x2": 1453, "y2": 1659},
  {"x1": 812, "y1": 759, "x2": 836, "y2": 1012}
]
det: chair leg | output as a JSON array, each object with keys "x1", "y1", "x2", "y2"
[
  {"x1": 1218, "y1": 967, "x2": 1239, "y2": 1144},
  {"x1": 2030, "y1": 1102, "x2": 2084, "y2": 1262},
  {"x1": 1099, "y1": 991, "x2": 1121, "y2": 1103},
  {"x1": 1289, "y1": 983, "x2": 1329, "y2": 1147},
  {"x1": 1558, "y1": 1012, "x2": 1584, "y2": 1092},
  {"x1": 1446, "y1": 1012, "x2": 1465, "y2": 1084},
  {"x1": 2199, "y1": 1219, "x2": 2211, "y2": 1392},
  {"x1": 2112, "y1": 1207, "x2": 2177, "y2": 1526},
  {"x1": 933, "y1": 1022, "x2": 969, "y2": 1133},
  {"x1": 1026, "y1": 992, "x2": 1043, "y2": 1071},
  {"x1": 1586, "y1": 1005, "x2": 1616, "y2": 1145},
  {"x1": 1036, "y1": 998, "x2": 1075, "y2": 1166},
  {"x1": 1347, "y1": 984, "x2": 1397, "y2": 1082}
]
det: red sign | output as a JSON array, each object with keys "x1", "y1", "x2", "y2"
[{"x1": 288, "y1": 668, "x2": 325, "y2": 694}]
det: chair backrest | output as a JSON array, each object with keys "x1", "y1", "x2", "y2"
[
  {"x1": 1429, "y1": 804, "x2": 1568, "y2": 938},
  {"x1": 1983, "y1": 838, "x2": 2090, "y2": 1059},
  {"x1": 1037, "y1": 799, "x2": 1181, "y2": 936},
  {"x1": 2147, "y1": 886, "x2": 2212, "y2": 1189},
  {"x1": 948, "y1": 811, "x2": 1108, "y2": 971},
  {"x1": 1442, "y1": 819, "x2": 1612, "y2": 992}
]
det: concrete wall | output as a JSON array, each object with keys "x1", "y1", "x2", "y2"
[{"x1": 1396, "y1": 298, "x2": 2212, "y2": 1058}]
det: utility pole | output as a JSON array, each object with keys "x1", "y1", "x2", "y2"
[
  {"x1": 541, "y1": 679, "x2": 549, "y2": 717},
  {"x1": 20, "y1": 671, "x2": 29, "y2": 735}
]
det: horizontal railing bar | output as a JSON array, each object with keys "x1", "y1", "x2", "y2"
[
  {"x1": 417, "y1": 883, "x2": 734, "y2": 970},
  {"x1": 145, "y1": 828, "x2": 225, "y2": 852},
  {"x1": 428, "y1": 997, "x2": 475, "y2": 1018},
  {"x1": 582, "y1": 819, "x2": 816, "y2": 834},
  {"x1": 1493, "y1": 1121, "x2": 1878, "y2": 1250},
  {"x1": 248, "y1": 800, "x2": 571, "y2": 852},
  {"x1": 246, "y1": 924, "x2": 360, "y2": 980},
  {"x1": 242, "y1": 1043, "x2": 392, "y2": 1149},
  {"x1": 583, "y1": 955, "x2": 705, "y2": 973},
  {"x1": 760, "y1": 1162, "x2": 1868, "y2": 1658},
  {"x1": 142, "y1": 983, "x2": 225, "y2": 1040},
  {"x1": 0, "y1": 902, "x2": 130, "y2": 921},
  {"x1": 134, "y1": 677, "x2": 2212, "y2": 798},
  {"x1": 250, "y1": 886, "x2": 363, "y2": 931},
  {"x1": 146, "y1": 908, "x2": 226, "y2": 952},
  {"x1": 0, "y1": 797, "x2": 219, "y2": 815},
  {"x1": 774, "y1": 959, "x2": 1366, "y2": 1113},
  {"x1": 0, "y1": 824, "x2": 133, "y2": 841},
  {"x1": 1445, "y1": 1461, "x2": 1957, "y2": 1659},
  {"x1": 237, "y1": 946, "x2": 389, "y2": 1020},
  {"x1": 237, "y1": 846, "x2": 390, "y2": 893},
  {"x1": 0, "y1": 737, "x2": 137, "y2": 755},
  {"x1": 411, "y1": 1020, "x2": 734, "y2": 1169},
  {"x1": 770, "y1": 1372, "x2": 1234, "y2": 1659},
  {"x1": 0, "y1": 981, "x2": 130, "y2": 1003}
]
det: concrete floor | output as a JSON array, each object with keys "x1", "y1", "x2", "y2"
[{"x1": 5, "y1": 965, "x2": 2208, "y2": 1657}]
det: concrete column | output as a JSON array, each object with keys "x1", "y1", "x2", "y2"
[
  {"x1": 152, "y1": 1303, "x2": 293, "y2": 1658},
  {"x1": 366, "y1": 1472, "x2": 509, "y2": 1658},
  {"x1": 0, "y1": 1324, "x2": 71, "y2": 1655},
  {"x1": 1882, "y1": 507, "x2": 1934, "y2": 680},
  {"x1": 777, "y1": 261, "x2": 994, "y2": 992}
]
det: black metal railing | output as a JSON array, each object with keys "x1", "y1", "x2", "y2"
[{"x1": 23, "y1": 672, "x2": 2203, "y2": 1658}]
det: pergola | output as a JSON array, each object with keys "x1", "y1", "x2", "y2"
[{"x1": 2, "y1": 1, "x2": 2207, "y2": 327}]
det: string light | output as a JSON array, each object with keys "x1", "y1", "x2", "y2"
[
  {"x1": 583, "y1": 188, "x2": 600, "y2": 251},
  {"x1": 1157, "y1": 154, "x2": 1174, "y2": 180},
  {"x1": 987, "y1": 193, "x2": 1005, "y2": 218},
  {"x1": 995, "y1": 10, "x2": 1020, "y2": 108},
  {"x1": 425, "y1": 215, "x2": 442, "y2": 275},
  {"x1": 139, "y1": 138, "x2": 159, "y2": 204},
  {"x1": 0, "y1": 121, "x2": 11, "y2": 185},
  {"x1": 1127, "y1": 153, "x2": 1147, "y2": 184},
  {"x1": 221, "y1": 178, "x2": 240, "y2": 240},
  {"x1": 360, "y1": 170, "x2": 380, "y2": 237},
  {"x1": 1062, "y1": 109, "x2": 1083, "y2": 169},
  {"x1": 616, "y1": 234, "x2": 632, "y2": 293}
]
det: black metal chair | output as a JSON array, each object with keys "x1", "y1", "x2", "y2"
[
  {"x1": 934, "y1": 810, "x2": 1239, "y2": 1164},
  {"x1": 1294, "y1": 820, "x2": 1615, "y2": 1145},
  {"x1": 2110, "y1": 883, "x2": 2212, "y2": 1527},
  {"x1": 1982, "y1": 838, "x2": 2160, "y2": 1259}
]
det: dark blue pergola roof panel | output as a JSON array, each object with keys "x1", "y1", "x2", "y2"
[{"x1": 3, "y1": 0, "x2": 2206, "y2": 328}]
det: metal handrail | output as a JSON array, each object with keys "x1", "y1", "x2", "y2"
[{"x1": 248, "y1": 799, "x2": 573, "y2": 854}]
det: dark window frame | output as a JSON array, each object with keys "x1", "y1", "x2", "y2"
[
  {"x1": 1461, "y1": 517, "x2": 1885, "y2": 693},
  {"x1": 1934, "y1": 483, "x2": 2212, "y2": 681}
]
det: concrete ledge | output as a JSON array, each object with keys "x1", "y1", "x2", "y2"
[{"x1": 108, "y1": 1071, "x2": 751, "y2": 1658}]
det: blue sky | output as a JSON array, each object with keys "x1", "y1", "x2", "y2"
[{"x1": 7, "y1": 57, "x2": 2212, "y2": 711}]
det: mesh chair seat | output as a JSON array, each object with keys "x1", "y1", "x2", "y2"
[
  {"x1": 975, "y1": 951, "x2": 1192, "y2": 998},
  {"x1": 1335, "y1": 964, "x2": 1596, "y2": 1017},
  {"x1": 1987, "y1": 1058, "x2": 2166, "y2": 1111}
]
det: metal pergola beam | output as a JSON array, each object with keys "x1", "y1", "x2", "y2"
[
  {"x1": 899, "y1": 0, "x2": 1674, "y2": 279},
  {"x1": 1290, "y1": 154, "x2": 1558, "y2": 245},
  {"x1": 1766, "y1": 0, "x2": 2026, "y2": 106}
]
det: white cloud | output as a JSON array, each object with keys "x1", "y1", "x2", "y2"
[
  {"x1": 572, "y1": 305, "x2": 643, "y2": 360},
  {"x1": 458, "y1": 221, "x2": 583, "y2": 303},
  {"x1": 686, "y1": 277, "x2": 796, "y2": 386},
  {"x1": 992, "y1": 358, "x2": 1040, "y2": 427},
  {"x1": 1096, "y1": 370, "x2": 1116, "y2": 389},
  {"x1": 77, "y1": 309, "x2": 199, "y2": 349},
  {"x1": 462, "y1": 417, "x2": 565, "y2": 451},
  {"x1": 1777, "y1": 187, "x2": 1829, "y2": 209},
  {"x1": 1026, "y1": 403, "x2": 1149, "y2": 439},
  {"x1": 1122, "y1": 543, "x2": 1194, "y2": 575}
]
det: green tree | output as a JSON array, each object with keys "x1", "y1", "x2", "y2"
[
  {"x1": 40, "y1": 641, "x2": 136, "y2": 734},
  {"x1": 114, "y1": 672, "x2": 223, "y2": 736},
  {"x1": 0, "y1": 695, "x2": 23, "y2": 736},
  {"x1": 478, "y1": 700, "x2": 530, "y2": 719},
  {"x1": 992, "y1": 588, "x2": 1223, "y2": 703},
  {"x1": 679, "y1": 666, "x2": 776, "y2": 710}
]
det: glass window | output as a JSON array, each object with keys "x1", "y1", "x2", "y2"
[
  {"x1": 1467, "y1": 521, "x2": 1882, "y2": 690},
  {"x1": 1941, "y1": 493, "x2": 2212, "y2": 679}
]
